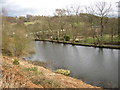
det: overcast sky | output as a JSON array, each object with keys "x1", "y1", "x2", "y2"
[{"x1": 1, "y1": 0, "x2": 119, "y2": 17}]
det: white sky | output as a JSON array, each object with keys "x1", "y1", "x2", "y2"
[{"x1": 2, "y1": 0, "x2": 119, "y2": 16}]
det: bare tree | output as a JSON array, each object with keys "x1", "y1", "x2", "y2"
[
  {"x1": 85, "y1": 6, "x2": 96, "y2": 44},
  {"x1": 66, "y1": 4, "x2": 82, "y2": 16},
  {"x1": 65, "y1": 4, "x2": 83, "y2": 43},
  {"x1": 53, "y1": 9, "x2": 67, "y2": 41},
  {"x1": 95, "y1": 2, "x2": 111, "y2": 45},
  {"x1": 117, "y1": 1, "x2": 120, "y2": 42},
  {"x1": 54, "y1": 9, "x2": 66, "y2": 16}
]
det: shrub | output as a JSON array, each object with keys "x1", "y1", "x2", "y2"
[
  {"x1": 55, "y1": 69, "x2": 70, "y2": 76},
  {"x1": 55, "y1": 37, "x2": 58, "y2": 40},
  {"x1": 13, "y1": 59, "x2": 20, "y2": 65},
  {"x1": 2, "y1": 19, "x2": 35, "y2": 57},
  {"x1": 64, "y1": 35, "x2": 70, "y2": 41}
]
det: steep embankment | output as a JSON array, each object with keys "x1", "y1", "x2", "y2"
[{"x1": 1, "y1": 56, "x2": 104, "y2": 89}]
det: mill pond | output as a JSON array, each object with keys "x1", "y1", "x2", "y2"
[{"x1": 27, "y1": 41, "x2": 119, "y2": 88}]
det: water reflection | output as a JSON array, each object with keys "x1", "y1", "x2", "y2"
[{"x1": 30, "y1": 41, "x2": 118, "y2": 88}]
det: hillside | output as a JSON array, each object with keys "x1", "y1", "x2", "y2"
[{"x1": 1, "y1": 56, "x2": 104, "y2": 89}]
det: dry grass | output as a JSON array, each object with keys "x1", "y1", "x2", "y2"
[{"x1": 1, "y1": 56, "x2": 104, "y2": 89}]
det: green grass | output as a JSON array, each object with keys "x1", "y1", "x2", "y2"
[
  {"x1": 24, "y1": 22, "x2": 35, "y2": 25},
  {"x1": 24, "y1": 67, "x2": 38, "y2": 72},
  {"x1": 79, "y1": 35, "x2": 120, "y2": 44}
]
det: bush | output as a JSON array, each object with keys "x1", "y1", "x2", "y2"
[
  {"x1": 2, "y1": 19, "x2": 35, "y2": 57},
  {"x1": 55, "y1": 69, "x2": 70, "y2": 76},
  {"x1": 64, "y1": 35, "x2": 70, "y2": 41},
  {"x1": 13, "y1": 59, "x2": 20, "y2": 65}
]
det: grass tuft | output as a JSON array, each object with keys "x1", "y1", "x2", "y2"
[{"x1": 13, "y1": 59, "x2": 20, "y2": 65}]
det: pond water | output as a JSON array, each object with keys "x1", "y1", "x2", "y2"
[{"x1": 28, "y1": 41, "x2": 118, "y2": 88}]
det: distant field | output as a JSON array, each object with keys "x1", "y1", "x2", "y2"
[
  {"x1": 80, "y1": 35, "x2": 120, "y2": 44},
  {"x1": 24, "y1": 22, "x2": 35, "y2": 25}
]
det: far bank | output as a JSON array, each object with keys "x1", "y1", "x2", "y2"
[{"x1": 35, "y1": 39, "x2": 120, "y2": 49}]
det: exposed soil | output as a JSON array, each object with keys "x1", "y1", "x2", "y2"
[{"x1": 0, "y1": 56, "x2": 104, "y2": 89}]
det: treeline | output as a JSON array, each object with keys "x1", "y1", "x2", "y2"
[
  {"x1": 2, "y1": 1, "x2": 119, "y2": 56},
  {"x1": 16, "y1": 2, "x2": 118, "y2": 45}
]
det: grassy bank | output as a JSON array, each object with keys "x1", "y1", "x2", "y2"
[{"x1": 35, "y1": 39, "x2": 120, "y2": 49}]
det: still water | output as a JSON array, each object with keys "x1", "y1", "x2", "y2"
[{"x1": 29, "y1": 41, "x2": 118, "y2": 88}]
